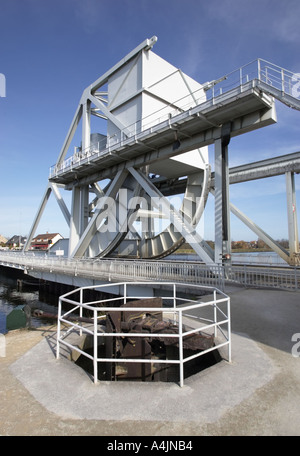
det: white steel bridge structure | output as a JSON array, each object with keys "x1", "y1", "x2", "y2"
[{"x1": 0, "y1": 251, "x2": 299, "y2": 292}]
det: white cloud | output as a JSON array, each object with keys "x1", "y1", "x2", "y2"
[
  {"x1": 206, "y1": 0, "x2": 300, "y2": 44},
  {"x1": 273, "y1": 0, "x2": 300, "y2": 43}
]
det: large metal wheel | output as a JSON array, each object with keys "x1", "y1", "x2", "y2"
[{"x1": 88, "y1": 159, "x2": 210, "y2": 259}]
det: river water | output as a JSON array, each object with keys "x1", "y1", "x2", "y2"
[
  {"x1": 170, "y1": 251, "x2": 287, "y2": 265},
  {"x1": 0, "y1": 268, "x2": 58, "y2": 334}
]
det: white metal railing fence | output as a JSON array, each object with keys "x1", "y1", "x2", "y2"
[
  {"x1": 204, "y1": 58, "x2": 300, "y2": 103},
  {"x1": 56, "y1": 282, "x2": 231, "y2": 387},
  {"x1": 258, "y1": 59, "x2": 300, "y2": 101},
  {"x1": 0, "y1": 251, "x2": 300, "y2": 290},
  {"x1": 231, "y1": 252, "x2": 287, "y2": 266},
  {"x1": 225, "y1": 264, "x2": 299, "y2": 290},
  {"x1": 49, "y1": 58, "x2": 300, "y2": 179}
]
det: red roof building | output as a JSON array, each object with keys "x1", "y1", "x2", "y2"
[{"x1": 30, "y1": 233, "x2": 63, "y2": 250}]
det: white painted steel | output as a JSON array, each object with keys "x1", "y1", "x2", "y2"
[
  {"x1": 1, "y1": 251, "x2": 300, "y2": 290},
  {"x1": 225, "y1": 264, "x2": 299, "y2": 290},
  {"x1": 47, "y1": 38, "x2": 212, "y2": 261},
  {"x1": 14, "y1": 42, "x2": 300, "y2": 265},
  {"x1": 49, "y1": 57, "x2": 300, "y2": 182},
  {"x1": 55, "y1": 282, "x2": 231, "y2": 387},
  {"x1": 286, "y1": 172, "x2": 299, "y2": 258},
  {"x1": 45, "y1": 49, "x2": 278, "y2": 267},
  {"x1": 0, "y1": 251, "x2": 224, "y2": 288}
]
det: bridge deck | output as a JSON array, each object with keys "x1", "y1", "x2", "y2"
[{"x1": 0, "y1": 252, "x2": 299, "y2": 292}]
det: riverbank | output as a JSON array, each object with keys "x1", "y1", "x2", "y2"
[
  {"x1": 0, "y1": 266, "x2": 61, "y2": 334},
  {"x1": 1, "y1": 286, "x2": 300, "y2": 436}
]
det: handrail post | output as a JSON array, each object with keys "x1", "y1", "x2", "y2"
[
  {"x1": 56, "y1": 297, "x2": 62, "y2": 359},
  {"x1": 79, "y1": 288, "x2": 83, "y2": 337},
  {"x1": 93, "y1": 308, "x2": 98, "y2": 384},
  {"x1": 173, "y1": 283, "x2": 176, "y2": 324},
  {"x1": 227, "y1": 297, "x2": 232, "y2": 363},
  {"x1": 178, "y1": 310, "x2": 184, "y2": 387},
  {"x1": 124, "y1": 282, "x2": 127, "y2": 304},
  {"x1": 213, "y1": 290, "x2": 217, "y2": 338},
  {"x1": 239, "y1": 67, "x2": 243, "y2": 92}
]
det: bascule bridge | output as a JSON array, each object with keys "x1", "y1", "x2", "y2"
[{"x1": 21, "y1": 36, "x2": 300, "y2": 268}]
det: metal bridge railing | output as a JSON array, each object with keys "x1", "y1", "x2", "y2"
[
  {"x1": 0, "y1": 252, "x2": 225, "y2": 289},
  {"x1": 56, "y1": 282, "x2": 231, "y2": 387},
  {"x1": 0, "y1": 252, "x2": 299, "y2": 291},
  {"x1": 225, "y1": 264, "x2": 299, "y2": 291},
  {"x1": 204, "y1": 58, "x2": 300, "y2": 106},
  {"x1": 258, "y1": 59, "x2": 300, "y2": 100},
  {"x1": 49, "y1": 58, "x2": 300, "y2": 179}
]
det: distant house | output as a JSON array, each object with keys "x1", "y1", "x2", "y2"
[
  {"x1": 30, "y1": 233, "x2": 63, "y2": 251},
  {"x1": 0, "y1": 235, "x2": 8, "y2": 245},
  {"x1": 6, "y1": 235, "x2": 27, "y2": 249}
]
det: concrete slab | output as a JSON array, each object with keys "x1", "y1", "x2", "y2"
[
  {"x1": 10, "y1": 330, "x2": 276, "y2": 423},
  {"x1": 1, "y1": 286, "x2": 300, "y2": 435}
]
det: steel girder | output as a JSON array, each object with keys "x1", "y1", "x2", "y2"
[{"x1": 25, "y1": 38, "x2": 300, "y2": 266}]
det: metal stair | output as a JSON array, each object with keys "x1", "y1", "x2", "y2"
[
  {"x1": 257, "y1": 80, "x2": 300, "y2": 111},
  {"x1": 256, "y1": 59, "x2": 300, "y2": 111},
  {"x1": 208, "y1": 58, "x2": 300, "y2": 112}
]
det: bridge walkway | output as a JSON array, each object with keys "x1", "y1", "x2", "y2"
[{"x1": 0, "y1": 252, "x2": 299, "y2": 292}]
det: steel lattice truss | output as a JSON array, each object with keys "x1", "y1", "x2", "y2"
[{"x1": 24, "y1": 37, "x2": 300, "y2": 265}]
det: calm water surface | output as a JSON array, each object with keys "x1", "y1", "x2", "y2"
[{"x1": 0, "y1": 269, "x2": 58, "y2": 334}]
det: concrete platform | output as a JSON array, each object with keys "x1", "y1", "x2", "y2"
[{"x1": 1, "y1": 286, "x2": 300, "y2": 436}]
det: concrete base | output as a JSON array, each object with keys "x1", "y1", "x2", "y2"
[
  {"x1": 10, "y1": 331, "x2": 275, "y2": 423},
  {"x1": 1, "y1": 287, "x2": 300, "y2": 435}
]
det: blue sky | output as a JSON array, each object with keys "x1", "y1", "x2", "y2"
[{"x1": 0, "y1": 0, "x2": 300, "y2": 243}]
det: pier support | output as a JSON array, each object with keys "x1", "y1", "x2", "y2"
[
  {"x1": 286, "y1": 171, "x2": 300, "y2": 265},
  {"x1": 214, "y1": 123, "x2": 231, "y2": 264}
]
